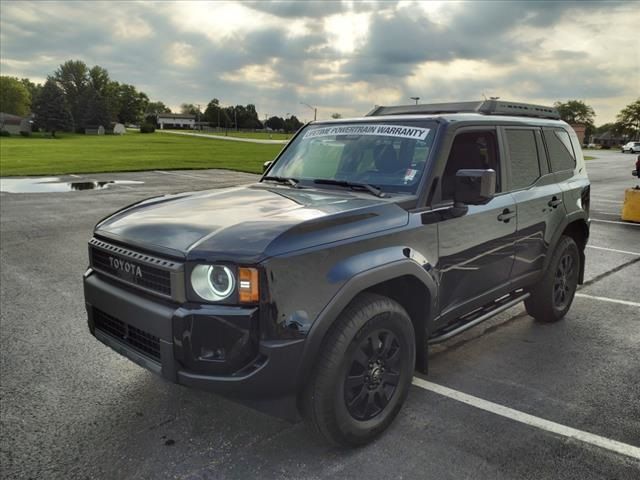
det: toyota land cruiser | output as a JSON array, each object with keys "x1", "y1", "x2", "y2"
[{"x1": 83, "y1": 100, "x2": 590, "y2": 446}]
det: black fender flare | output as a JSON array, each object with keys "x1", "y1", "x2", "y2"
[
  {"x1": 543, "y1": 211, "x2": 589, "y2": 283},
  {"x1": 294, "y1": 258, "x2": 438, "y2": 390}
]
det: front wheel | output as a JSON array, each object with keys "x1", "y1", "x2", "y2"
[
  {"x1": 300, "y1": 293, "x2": 415, "y2": 446},
  {"x1": 525, "y1": 236, "x2": 580, "y2": 322}
]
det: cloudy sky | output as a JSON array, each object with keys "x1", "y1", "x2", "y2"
[{"x1": 1, "y1": 0, "x2": 638, "y2": 123}]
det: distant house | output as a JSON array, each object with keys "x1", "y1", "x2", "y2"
[
  {"x1": 156, "y1": 113, "x2": 195, "y2": 130},
  {"x1": 0, "y1": 112, "x2": 32, "y2": 135},
  {"x1": 85, "y1": 125, "x2": 105, "y2": 135},
  {"x1": 593, "y1": 131, "x2": 624, "y2": 148}
]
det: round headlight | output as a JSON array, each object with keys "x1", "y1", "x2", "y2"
[{"x1": 191, "y1": 264, "x2": 235, "y2": 301}]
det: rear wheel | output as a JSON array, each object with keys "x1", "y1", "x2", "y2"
[
  {"x1": 525, "y1": 236, "x2": 580, "y2": 322},
  {"x1": 300, "y1": 293, "x2": 415, "y2": 446}
]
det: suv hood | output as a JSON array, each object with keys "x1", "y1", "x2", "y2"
[{"x1": 95, "y1": 184, "x2": 409, "y2": 261}]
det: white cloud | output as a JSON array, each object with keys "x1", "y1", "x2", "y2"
[{"x1": 167, "y1": 42, "x2": 197, "y2": 67}]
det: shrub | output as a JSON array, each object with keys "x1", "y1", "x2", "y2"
[
  {"x1": 0, "y1": 130, "x2": 11, "y2": 137},
  {"x1": 20, "y1": 131, "x2": 31, "y2": 137},
  {"x1": 140, "y1": 122, "x2": 156, "y2": 134}
]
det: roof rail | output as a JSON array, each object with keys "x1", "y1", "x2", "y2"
[{"x1": 366, "y1": 100, "x2": 561, "y2": 120}]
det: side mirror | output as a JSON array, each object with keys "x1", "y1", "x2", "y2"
[
  {"x1": 263, "y1": 160, "x2": 273, "y2": 173},
  {"x1": 454, "y1": 169, "x2": 496, "y2": 205}
]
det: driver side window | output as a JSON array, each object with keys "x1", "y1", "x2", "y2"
[{"x1": 441, "y1": 131, "x2": 500, "y2": 200}]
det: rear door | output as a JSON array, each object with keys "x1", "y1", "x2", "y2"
[{"x1": 502, "y1": 127, "x2": 566, "y2": 285}]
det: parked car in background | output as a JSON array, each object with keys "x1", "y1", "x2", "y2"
[{"x1": 621, "y1": 141, "x2": 640, "y2": 153}]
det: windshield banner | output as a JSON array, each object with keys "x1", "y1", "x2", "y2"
[{"x1": 303, "y1": 124, "x2": 430, "y2": 141}]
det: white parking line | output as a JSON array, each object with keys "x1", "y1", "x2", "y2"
[
  {"x1": 575, "y1": 293, "x2": 640, "y2": 308},
  {"x1": 587, "y1": 245, "x2": 640, "y2": 256},
  {"x1": 591, "y1": 219, "x2": 640, "y2": 227},
  {"x1": 412, "y1": 377, "x2": 640, "y2": 460}
]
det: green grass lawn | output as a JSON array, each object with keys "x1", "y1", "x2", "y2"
[
  {"x1": 0, "y1": 132, "x2": 284, "y2": 176},
  {"x1": 584, "y1": 155, "x2": 595, "y2": 160},
  {"x1": 166, "y1": 130, "x2": 293, "y2": 140}
]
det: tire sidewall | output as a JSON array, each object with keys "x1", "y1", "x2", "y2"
[
  {"x1": 550, "y1": 238, "x2": 580, "y2": 317},
  {"x1": 330, "y1": 304, "x2": 415, "y2": 445}
]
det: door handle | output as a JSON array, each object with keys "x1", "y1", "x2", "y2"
[
  {"x1": 497, "y1": 208, "x2": 516, "y2": 223},
  {"x1": 548, "y1": 196, "x2": 563, "y2": 208}
]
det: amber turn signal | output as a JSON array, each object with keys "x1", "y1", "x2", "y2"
[{"x1": 238, "y1": 267, "x2": 259, "y2": 303}]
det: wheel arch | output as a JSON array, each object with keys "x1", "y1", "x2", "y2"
[
  {"x1": 545, "y1": 216, "x2": 589, "y2": 284},
  {"x1": 295, "y1": 260, "x2": 437, "y2": 391}
]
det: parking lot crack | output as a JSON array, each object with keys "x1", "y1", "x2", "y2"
[{"x1": 580, "y1": 257, "x2": 640, "y2": 290}]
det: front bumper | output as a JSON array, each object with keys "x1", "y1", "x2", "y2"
[{"x1": 83, "y1": 270, "x2": 304, "y2": 397}]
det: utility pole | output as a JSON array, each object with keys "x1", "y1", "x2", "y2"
[
  {"x1": 300, "y1": 102, "x2": 317, "y2": 121},
  {"x1": 234, "y1": 106, "x2": 238, "y2": 132}
]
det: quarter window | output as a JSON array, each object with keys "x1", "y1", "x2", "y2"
[
  {"x1": 544, "y1": 128, "x2": 576, "y2": 172},
  {"x1": 505, "y1": 129, "x2": 540, "y2": 190}
]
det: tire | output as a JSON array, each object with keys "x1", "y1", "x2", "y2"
[
  {"x1": 300, "y1": 292, "x2": 415, "y2": 447},
  {"x1": 525, "y1": 235, "x2": 580, "y2": 322}
]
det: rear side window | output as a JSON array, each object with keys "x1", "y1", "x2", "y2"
[
  {"x1": 544, "y1": 128, "x2": 576, "y2": 172},
  {"x1": 505, "y1": 129, "x2": 540, "y2": 190}
]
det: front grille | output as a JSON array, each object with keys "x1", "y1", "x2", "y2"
[
  {"x1": 93, "y1": 308, "x2": 161, "y2": 361},
  {"x1": 89, "y1": 238, "x2": 183, "y2": 299}
]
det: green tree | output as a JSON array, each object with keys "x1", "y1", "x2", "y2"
[
  {"x1": 54, "y1": 60, "x2": 89, "y2": 131},
  {"x1": 616, "y1": 99, "x2": 640, "y2": 140},
  {"x1": 265, "y1": 115, "x2": 285, "y2": 131},
  {"x1": 284, "y1": 115, "x2": 303, "y2": 133},
  {"x1": 554, "y1": 100, "x2": 596, "y2": 128},
  {"x1": 20, "y1": 78, "x2": 42, "y2": 109},
  {"x1": 146, "y1": 101, "x2": 171, "y2": 115},
  {"x1": 204, "y1": 98, "x2": 230, "y2": 127},
  {"x1": 180, "y1": 103, "x2": 202, "y2": 117},
  {"x1": 117, "y1": 84, "x2": 149, "y2": 124},
  {"x1": 0, "y1": 76, "x2": 31, "y2": 116},
  {"x1": 331, "y1": 113, "x2": 342, "y2": 119},
  {"x1": 82, "y1": 87, "x2": 110, "y2": 128},
  {"x1": 32, "y1": 78, "x2": 73, "y2": 137}
]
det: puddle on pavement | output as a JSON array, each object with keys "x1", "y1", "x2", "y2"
[{"x1": 0, "y1": 177, "x2": 144, "y2": 193}]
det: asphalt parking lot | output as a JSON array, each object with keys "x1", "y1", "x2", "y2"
[{"x1": 1, "y1": 151, "x2": 639, "y2": 479}]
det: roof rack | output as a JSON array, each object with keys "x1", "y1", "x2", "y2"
[{"x1": 366, "y1": 100, "x2": 561, "y2": 120}]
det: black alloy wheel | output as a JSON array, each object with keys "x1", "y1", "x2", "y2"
[
  {"x1": 553, "y1": 252, "x2": 577, "y2": 309},
  {"x1": 344, "y1": 328, "x2": 401, "y2": 421},
  {"x1": 525, "y1": 235, "x2": 580, "y2": 322}
]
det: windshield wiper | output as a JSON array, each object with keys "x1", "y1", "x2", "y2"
[
  {"x1": 313, "y1": 179, "x2": 386, "y2": 198},
  {"x1": 262, "y1": 176, "x2": 301, "y2": 188}
]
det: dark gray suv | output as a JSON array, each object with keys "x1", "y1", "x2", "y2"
[{"x1": 83, "y1": 100, "x2": 590, "y2": 446}]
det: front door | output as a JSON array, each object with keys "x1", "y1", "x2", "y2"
[{"x1": 435, "y1": 129, "x2": 517, "y2": 322}]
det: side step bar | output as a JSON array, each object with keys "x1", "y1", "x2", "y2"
[{"x1": 428, "y1": 291, "x2": 530, "y2": 345}]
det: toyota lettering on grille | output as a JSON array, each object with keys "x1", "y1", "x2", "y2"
[{"x1": 108, "y1": 256, "x2": 143, "y2": 278}]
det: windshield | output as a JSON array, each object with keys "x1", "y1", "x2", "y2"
[{"x1": 266, "y1": 120, "x2": 437, "y2": 194}]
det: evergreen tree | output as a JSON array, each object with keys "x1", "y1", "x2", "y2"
[
  {"x1": 82, "y1": 88, "x2": 110, "y2": 128},
  {"x1": 32, "y1": 78, "x2": 73, "y2": 137}
]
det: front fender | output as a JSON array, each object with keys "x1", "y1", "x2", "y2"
[{"x1": 295, "y1": 255, "x2": 437, "y2": 389}]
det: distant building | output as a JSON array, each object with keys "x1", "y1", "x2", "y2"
[
  {"x1": 156, "y1": 113, "x2": 195, "y2": 129},
  {"x1": 570, "y1": 124, "x2": 586, "y2": 145},
  {"x1": 593, "y1": 131, "x2": 624, "y2": 148},
  {"x1": 0, "y1": 112, "x2": 32, "y2": 135}
]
